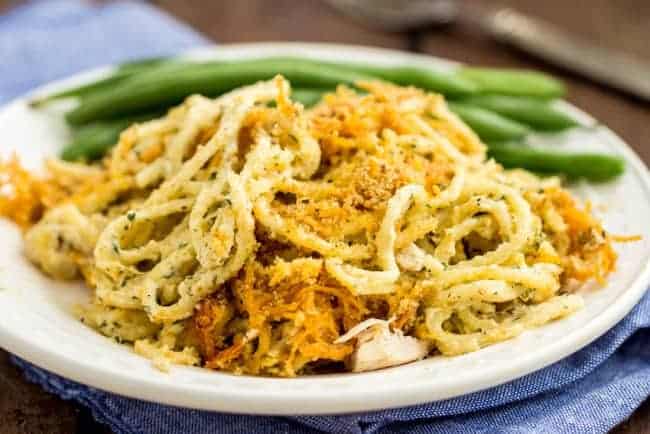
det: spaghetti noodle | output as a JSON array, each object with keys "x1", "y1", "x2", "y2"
[{"x1": 2, "y1": 76, "x2": 624, "y2": 376}]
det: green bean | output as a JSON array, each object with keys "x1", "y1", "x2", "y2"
[
  {"x1": 245, "y1": 56, "x2": 478, "y2": 96},
  {"x1": 63, "y1": 88, "x2": 326, "y2": 161},
  {"x1": 65, "y1": 60, "x2": 375, "y2": 125},
  {"x1": 458, "y1": 95, "x2": 578, "y2": 131},
  {"x1": 61, "y1": 124, "x2": 125, "y2": 161},
  {"x1": 291, "y1": 88, "x2": 327, "y2": 107},
  {"x1": 218, "y1": 57, "x2": 476, "y2": 97},
  {"x1": 458, "y1": 67, "x2": 565, "y2": 99},
  {"x1": 30, "y1": 71, "x2": 133, "y2": 108},
  {"x1": 487, "y1": 142, "x2": 624, "y2": 181},
  {"x1": 448, "y1": 102, "x2": 531, "y2": 142},
  {"x1": 61, "y1": 112, "x2": 161, "y2": 161},
  {"x1": 353, "y1": 65, "x2": 476, "y2": 95},
  {"x1": 116, "y1": 56, "x2": 169, "y2": 73},
  {"x1": 29, "y1": 58, "x2": 172, "y2": 108},
  {"x1": 65, "y1": 56, "x2": 480, "y2": 124}
]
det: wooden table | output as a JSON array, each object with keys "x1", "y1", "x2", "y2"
[{"x1": 0, "y1": 0, "x2": 648, "y2": 432}]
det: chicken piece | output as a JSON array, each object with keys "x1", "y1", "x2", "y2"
[
  {"x1": 396, "y1": 243, "x2": 443, "y2": 273},
  {"x1": 335, "y1": 318, "x2": 430, "y2": 372},
  {"x1": 396, "y1": 243, "x2": 427, "y2": 271},
  {"x1": 24, "y1": 204, "x2": 100, "y2": 279}
]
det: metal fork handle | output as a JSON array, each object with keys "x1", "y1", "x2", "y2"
[{"x1": 485, "y1": 9, "x2": 650, "y2": 102}]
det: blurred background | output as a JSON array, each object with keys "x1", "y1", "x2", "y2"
[{"x1": 0, "y1": 1, "x2": 648, "y2": 433}]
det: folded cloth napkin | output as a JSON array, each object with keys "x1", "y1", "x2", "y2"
[
  {"x1": 3, "y1": 1, "x2": 650, "y2": 433},
  {"x1": 0, "y1": 0, "x2": 204, "y2": 101}
]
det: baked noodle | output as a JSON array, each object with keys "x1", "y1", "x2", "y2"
[{"x1": 1, "y1": 76, "x2": 630, "y2": 376}]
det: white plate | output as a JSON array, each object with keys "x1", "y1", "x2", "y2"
[{"x1": 0, "y1": 43, "x2": 649, "y2": 415}]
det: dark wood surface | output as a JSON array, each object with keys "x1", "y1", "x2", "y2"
[{"x1": 0, "y1": 0, "x2": 648, "y2": 433}]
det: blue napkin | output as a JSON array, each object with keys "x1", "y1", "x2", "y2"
[
  {"x1": 0, "y1": 0, "x2": 204, "y2": 101},
  {"x1": 4, "y1": 1, "x2": 650, "y2": 433}
]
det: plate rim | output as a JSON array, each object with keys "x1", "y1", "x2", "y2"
[{"x1": 1, "y1": 41, "x2": 649, "y2": 415}]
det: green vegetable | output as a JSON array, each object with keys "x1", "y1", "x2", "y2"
[
  {"x1": 34, "y1": 56, "x2": 597, "y2": 179},
  {"x1": 65, "y1": 60, "x2": 376, "y2": 125},
  {"x1": 448, "y1": 102, "x2": 531, "y2": 141},
  {"x1": 61, "y1": 112, "x2": 161, "y2": 161},
  {"x1": 458, "y1": 95, "x2": 578, "y2": 131},
  {"x1": 352, "y1": 64, "x2": 477, "y2": 96},
  {"x1": 61, "y1": 123, "x2": 125, "y2": 161},
  {"x1": 253, "y1": 56, "x2": 478, "y2": 96},
  {"x1": 458, "y1": 67, "x2": 565, "y2": 99},
  {"x1": 62, "y1": 88, "x2": 326, "y2": 160},
  {"x1": 291, "y1": 88, "x2": 326, "y2": 107},
  {"x1": 30, "y1": 71, "x2": 132, "y2": 108},
  {"x1": 487, "y1": 142, "x2": 624, "y2": 181},
  {"x1": 29, "y1": 57, "x2": 171, "y2": 107},
  {"x1": 115, "y1": 57, "x2": 169, "y2": 73}
]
